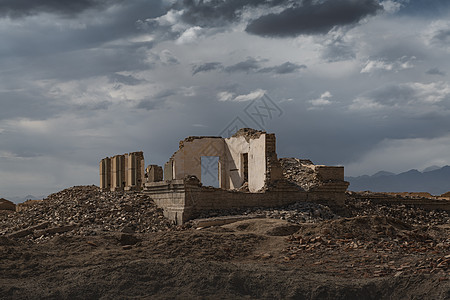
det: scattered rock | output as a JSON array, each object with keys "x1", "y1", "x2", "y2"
[{"x1": 0, "y1": 186, "x2": 174, "y2": 243}]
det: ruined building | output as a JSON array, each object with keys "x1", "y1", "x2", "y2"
[
  {"x1": 99, "y1": 151, "x2": 145, "y2": 192},
  {"x1": 100, "y1": 128, "x2": 349, "y2": 224}
]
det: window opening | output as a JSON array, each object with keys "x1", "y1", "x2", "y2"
[{"x1": 201, "y1": 156, "x2": 219, "y2": 188}]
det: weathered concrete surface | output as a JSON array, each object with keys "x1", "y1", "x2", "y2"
[{"x1": 146, "y1": 165, "x2": 163, "y2": 182}]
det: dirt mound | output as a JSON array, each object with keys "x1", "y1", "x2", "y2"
[
  {"x1": 224, "y1": 218, "x2": 301, "y2": 236},
  {"x1": 0, "y1": 198, "x2": 15, "y2": 211},
  {"x1": 297, "y1": 215, "x2": 414, "y2": 241}
]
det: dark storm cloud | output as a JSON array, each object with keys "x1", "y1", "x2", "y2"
[
  {"x1": 177, "y1": 0, "x2": 288, "y2": 27},
  {"x1": 74, "y1": 101, "x2": 111, "y2": 112},
  {"x1": 224, "y1": 57, "x2": 262, "y2": 73},
  {"x1": 0, "y1": 89, "x2": 62, "y2": 121},
  {"x1": 258, "y1": 62, "x2": 306, "y2": 74},
  {"x1": 431, "y1": 29, "x2": 450, "y2": 46},
  {"x1": 426, "y1": 68, "x2": 446, "y2": 76},
  {"x1": 136, "y1": 90, "x2": 176, "y2": 110},
  {"x1": 28, "y1": 46, "x2": 154, "y2": 81},
  {"x1": 192, "y1": 62, "x2": 224, "y2": 75},
  {"x1": 351, "y1": 82, "x2": 450, "y2": 114},
  {"x1": 362, "y1": 84, "x2": 417, "y2": 106},
  {"x1": 0, "y1": 0, "x2": 121, "y2": 18},
  {"x1": 108, "y1": 73, "x2": 146, "y2": 86},
  {"x1": 320, "y1": 33, "x2": 356, "y2": 62},
  {"x1": 192, "y1": 59, "x2": 305, "y2": 75},
  {"x1": 245, "y1": 0, "x2": 382, "y2": 37}
]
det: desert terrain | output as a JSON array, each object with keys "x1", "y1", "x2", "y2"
[{"x1": 1, "y1": 186, "x2": 449, "y2": 299}]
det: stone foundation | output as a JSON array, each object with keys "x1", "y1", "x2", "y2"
[{"x1": 144, "y1": 180, "x2": 348, "y2": 224}]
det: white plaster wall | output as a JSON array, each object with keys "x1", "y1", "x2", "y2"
[
  {"x1": 248, "y1": 135, "x2": 266, "y2": 192},
  {"x1": 225, "y1": 134, "x2": 267, "y2": 192},
  {"x1": 224, "y1": 136, "x2": 251, "y2": 189}
]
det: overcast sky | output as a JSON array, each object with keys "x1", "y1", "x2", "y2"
[{"x1": 1, "y1": 0, "x2": 450, "y2": 198}]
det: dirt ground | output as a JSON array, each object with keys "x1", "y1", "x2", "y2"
[{"x1": 1, "y1": 216, "x2": 449, "y2": 299}]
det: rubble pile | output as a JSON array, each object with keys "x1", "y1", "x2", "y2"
[
  {"x1": 279, "y1": 158, "x2": 321, "y2": 191},
  {"x1": 0, "y1": 186, "x2": 173, "y2": 243},
  {"x1": 192, "y1": 201, "x2": 337, "y2": 225},
  {"x1": 284, "y1": 215, "x2": 450, "y2": 277},
  {"x1": 346, "y1": 194, "x2": 449, "y2": 226}
]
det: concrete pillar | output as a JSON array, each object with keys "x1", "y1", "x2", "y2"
[
  {"x1": 111, "y1": 155, "x2": 125, "y2": 191},
  {"x1": 125, "y1": 151, "x2": 145, "y2": 191},
  {"x1": 99, "y1": 158, "x2": 111, "y2": 191},
  {"x1": 127, "y1": 152, "x2": 137, "y2": 188},
  {"x1": 164, "y1": 159, "x2": 173, "y2": 181}
]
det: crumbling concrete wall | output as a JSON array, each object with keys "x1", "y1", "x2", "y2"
[
  {"x1": 166, "y1": 137, "x2": 226, "y2": 187},
  {"x1": 144, "y1": 178, "x2": 347, "y2": 224},
  {"x1": 164, "y1": 128, "x2": 281, "y2": 192},
  {"x1": 146, "y1": 165, "x2": 163, "y2": 182},
  {"x1": 280, "y1": 158, "x2": 348, "y2": 192}
]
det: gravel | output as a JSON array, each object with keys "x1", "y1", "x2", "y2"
[{"x1": 0, "y1": 186, "x2": 174, "y2": 243}]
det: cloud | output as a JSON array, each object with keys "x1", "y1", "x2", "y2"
[
  {"x1": 192, "y1": 62, "x2": 224, "y2": 75},
  {"x1": 225, "y1": 57, "x2": 262, "y2": 73},
  {"x1": 380, "y1": 0, "x2": 404, "y2": 14},
  {"x1": 319, "y1": 28, "x2": 356, "y2": 62},
  {"x1": 425, "y1": 20, "x2": 450, "y2": 49},
  {"x1": 159, "y1": 49, "x2": 180, "y2": 65},
  {"x1": 309, "y1": 91, "x2": 333, "y2": 107},
  {"x1": 192, "y1": 58, "x2": 304, "y2": 75},
  {"x1": 178, "y1": 0, "x2": 285, "y2": 28},
  {"x1": 397, "y1": 0, "x2": 450, "y2": 16},
  {"x1": 234, "y1": 89, "x2": 266, "y2": 102},
  {"x1": 360, "y1": 56, "x2": 416, "y2": 73},
  {"x1": 217, "y1": 91, "x2": 235, "y2": 102},
  {"x1": 0, "y1": 0, "x2": 121, "y2": 18},
  {"x1": 176, "y1": 26, "x2": 205, "y2": 44},
  {"x1": 217, "y1": 89, "x2": 266, "y2": 102},
  {"x1": 426, "y1": 67, "x2": 446, "y2": 76},
  {"x1": 108, "y1": 73, "x2": 145, "y2": 86},
  {"x1": 350, "y1": 82, "x2": 450, "y2": 113},
  {"x1": 345, "y1": 134, "x2": 450, "y2": 176},
  {"x1": 258, "y1": 62, "x2": 307, "y2": 74},
  {"x1": 246, "y1": 0, "x2": 382, "y2": 37}
]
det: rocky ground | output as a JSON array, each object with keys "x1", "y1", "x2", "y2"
[{"x1": 0, "y1": 186, "x2": 449, "y2": 299}]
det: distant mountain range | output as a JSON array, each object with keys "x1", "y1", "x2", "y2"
[
  {"x1": 345, "y1": 166, "x2": 450, "y2": 195},
  {"x1": 6, "y1": 195, "x2": 45, "y2": 204}
]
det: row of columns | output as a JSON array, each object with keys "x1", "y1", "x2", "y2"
[{"x1": 99, "y1": 151, "x2": 145, "y2": 192}]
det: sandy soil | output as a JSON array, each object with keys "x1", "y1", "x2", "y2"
[{"x1": 1, "y1": 216, "x2": 449, "y2": 299}]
